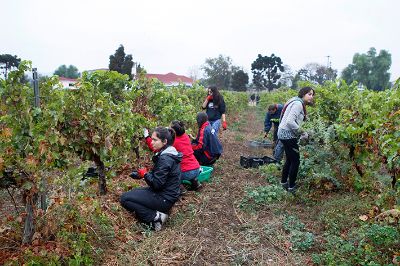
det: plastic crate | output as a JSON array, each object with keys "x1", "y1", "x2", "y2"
[
  {"x1": 246, "y1": 140, "x2": 273, "y2": 149},
  {"x1": 240, "y1": 155, "x2": 277, "y2": 168},
  {"x1": 182, "y1": 165, "x2": 214, "y2": 185}
]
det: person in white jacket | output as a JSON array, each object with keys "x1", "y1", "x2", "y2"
[{"x1": 278, "y1": 87, "x2": 315, "y2": 193}]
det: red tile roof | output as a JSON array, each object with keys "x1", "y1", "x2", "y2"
[
  {"x1": 145, "y1": 72, "x2": 193, "y2": 85},
  {"x1": 59, "y1": 77, "x2": 77, "y2": 82}
]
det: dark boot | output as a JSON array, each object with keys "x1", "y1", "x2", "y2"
[
  {"x1": 190, "y1": 178, "x2": 202, "y2": 191},
  {"x1": 180, "y1": 184, "x2": 188, "y2": 196}
]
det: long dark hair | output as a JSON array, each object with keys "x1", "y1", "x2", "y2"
[
  {"x1": 171, "y1": 120, "x2": 185, "y2": 136},
  {"x1": 196, "y1": 112, "x2": 208, "y2": 128},
  {"x1": 209, "y1": 86, "x2": 222, "y2": 106},
  {"x1": 298, "y1": 86, "x2": 315, "y2": 98},
  {"x1": 153, "y1": 127, "x2": 176, "y2": 146}
]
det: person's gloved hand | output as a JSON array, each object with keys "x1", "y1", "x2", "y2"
[
  {"x1": 222, "y1": 121, "x2": 227, "y2": 130},
  {"x1": 129, "y1": 171, "x2": 140, "y2": 179},
  {"x1": 207, "y1": 95, "x2": 213, "y2": 101},
  {"x1": 137, "y1": 168, "x2": 148, "y2": 178},
  {"x1": 143, "y1": 128, "x2": 149, "y2": 138},
  {"x1": 300, "y1": 132, "x2": 309, "y2": 140},
  {"x1": 299, "y1": 132, "x2": 309, "y2": 145}
]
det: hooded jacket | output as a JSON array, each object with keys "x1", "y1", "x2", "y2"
[
  {"x1": 173, "y1": 134, "x2": 200, "y2": 172},
  {"x1": 144, "y1": 146, "x2": 182, "y2": 203},
  {"x1": 144, "y1": 134, "x2": 199, "y2": 172},
  {"x1": 192, "y1": 121, "x2": 223, "y2": 159},
  {"x1": 278, "y1": 97, "x2": 306, "y2": 140}
]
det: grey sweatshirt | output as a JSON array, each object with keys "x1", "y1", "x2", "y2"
[{"x1": 277, "y1": 97, "x2": 305, "y2": 140}]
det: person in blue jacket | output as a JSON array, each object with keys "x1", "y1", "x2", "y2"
[
  {"x1": 265, "y1": 103, "x2": 284, "y2": 162},
  {"x1": 192, "y1": 112, "x2": 223, "y2": 166}
]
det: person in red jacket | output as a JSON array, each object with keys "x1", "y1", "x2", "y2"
[
  {"x1": 191, "y1": 112, "x2": 223, "y2": 166},
  {"x1": 144, "y1": 122, "x2": 202, "y2": 191}
]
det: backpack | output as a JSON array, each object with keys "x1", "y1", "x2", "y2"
[{"x1": 207, "y1": 126, "x2": 223, "y2": 156}]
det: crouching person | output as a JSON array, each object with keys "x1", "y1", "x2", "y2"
[
  {"x1": 170, "y1": 120, "x2": 202, "y2": 191},
  {"x1": 120, "y1": 127, "x2": 182, "y2": 231},
  {"x1": 192, "y1": 112, "x2": 223, "y2": 166},
  {"x1": 144, "y1": 122, "x2": 202, "y2": 191}
]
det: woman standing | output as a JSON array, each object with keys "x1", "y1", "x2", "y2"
[
  {"x1": 202, "y1": 86, "x2": 227, "y2": 134},
  {"x1": 278, "y1": 87, "x2": 315, "y2": 193},
  {"x1": 120, "y1": 127, "x2": 182, "y2": 231}
]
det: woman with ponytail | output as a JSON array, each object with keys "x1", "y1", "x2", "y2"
[
  {"x1": 143, "y1": 121, "x2": 202, "y2": 191},
  {"x1": 120, "y1": 127, "x2": 182, "y2": 231},
  {"x1": 278, "y1": 87, "x2": 315, "y2": 193}
]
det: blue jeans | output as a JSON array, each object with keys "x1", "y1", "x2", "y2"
[
  {"x1": 209, "y1": 119, "x2": 221, "y2": 134},
  {"x1": 273, "y1": 140, "x2": 284, "y2": 162},
  {"x1": 181, "y1": 168, "x2": 200, "y2": 182}
]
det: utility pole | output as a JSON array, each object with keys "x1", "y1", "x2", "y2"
[
  {"x1": 326, "y1": 55, "x2": 331, "y2": 69},
  {"x1": 32, "y1": 68, "x2": 40, "y2": 107},
  {"x1": 32, "y1": 67, "x2": 47, "y2": 211}
]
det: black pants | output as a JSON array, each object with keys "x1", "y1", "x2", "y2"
[
  {"x1": 120, "y1": 187, "x2": 174, "y2": 223},
  {"x1": 193, "y1": 150, "x2": 218, "y2": 166},
  {"x1": 280, "y1": 138, "x2": 300, "y2": 188}
]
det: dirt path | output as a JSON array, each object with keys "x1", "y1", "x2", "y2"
[{"x1": 105, "y1": 109, "x2": 308, "y2": 265}]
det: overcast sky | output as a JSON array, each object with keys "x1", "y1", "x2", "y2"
[{"x1": 2, "y1": 0, "x2": 399, "y2": 81}]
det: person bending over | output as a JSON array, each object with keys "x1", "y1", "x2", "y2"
[
  {"x1": 264, "y1": 103, "x2": 284, "y2": 162},
  {"x1": 278, "y1": 87, "x2": 315, "y2": 193}
]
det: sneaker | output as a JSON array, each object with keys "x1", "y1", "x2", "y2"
[
  {"x1": 281, "y1": 182, "x2": 289, "y2": 190},
  {"x1": 288, "y1": 186, "x2": 297, "y2": 194},
  {"x1": 190, "y1": 178, "x2": 202, "y2": 191},
  {"x1": 180, "y1": 184, "x2": 188, "y2": 196},
  {"x1": 153, "y1": 211, "x2": 168, "y2": 232}
]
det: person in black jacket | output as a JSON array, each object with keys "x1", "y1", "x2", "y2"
[
  {"x1": 202, "y1": 86, "x2": 227, "y2": 133},
  {"x1": 120, "y1": 127, "x2": 182, "y2": 231}
]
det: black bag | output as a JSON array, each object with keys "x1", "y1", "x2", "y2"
[{"x1": 240, "y1": 155, "x2": 277, "y2": 168}]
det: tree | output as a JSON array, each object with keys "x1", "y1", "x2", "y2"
[
  {"x1": 314, "y1": 65, "x2": 337, "y2": 84},
  {"x1": 251, "y1": 53, "x2": 284, "y2": 91},
  {"x1": 342, "y1": 47, "x2": 391, "y2": 91},
  {"x1": 0, "y1": 54, "x2": 21, "y2": 79},
  {"x1": 109, "y1": 45, "x2": 135, "y2": 80},
  {"x1": 201, "y1": 54, "x2": 239, "y2": 89},
  {"x1": 188, "y1": 65, "x2": 201, "y2": 81},
  {"x1": 54, "y1": 64, "x2": 80, "y2": 78},
  {"x1": 292, "y1": 63, "x2": 337, "y2": 88},
  {"x1": 280, "y1": 65, "x2": 295, "y2": 88},
  {"x1": 231, "y1": 70, "x2": 249, "y2": 91}
]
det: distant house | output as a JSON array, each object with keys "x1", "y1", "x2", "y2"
[
  {"x1": 145, "y1": 72, "x2": 194, "y2": 87},
  {"x1": 59, "y1": 77, "x2": 77, "y2": 89},
  {"x1": 85, "y1": 68, "x2": 109, "y2": 74}
]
